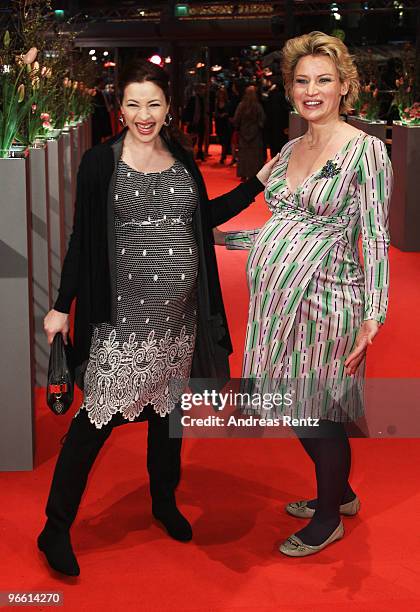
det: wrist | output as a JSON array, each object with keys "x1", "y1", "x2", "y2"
[{"x1": 53, "y1": 308, "x2": 69, "y2": 316}]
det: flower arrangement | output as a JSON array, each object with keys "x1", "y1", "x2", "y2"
[
  {"x1": 398, "y1": 102, "x2": 420, "y2": 125},
  {"x1": 0, "y1": 31, "x2": 37, "y2": 157},
  {"x1": 391, "y1": 42, "x2": 418, "y2": 126},
  {"x1": 49, "y1": 49, "x2": 96, "y2": 129},
  {"x1": 353, "y1": 48, "x2": 381, "y2": 122},
  {"x1": 392, "y1": 76, "x2": 419, "y2": 126},
  {"x1": 354, "y1": 82, "x2": 380, "y2": 121},
  {"x1": 68, "y1": 51, "x2": 98, "y2": 123},
  {"x1": 19, "y1": 57, "x2": 55, "y2": 144},
  {"x1": 0, "y1": 0, "x2": 98, "y2": 155},
  {"x1": 72, "y1": 82, "x2": 96, "y2": 122}
]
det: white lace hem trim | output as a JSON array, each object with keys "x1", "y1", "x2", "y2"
[{"x1": 74, "y1": 325, "x2": 195, "y2": 429}]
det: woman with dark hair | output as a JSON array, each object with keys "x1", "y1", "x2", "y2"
[
  {"x1": 233, "y1": 85, "x2": 266, "y2": 181},
  {"x1": 37, "y1": 59, "x2": 278, "y2": 576}
]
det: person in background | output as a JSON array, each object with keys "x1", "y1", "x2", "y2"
[
  {"x1": 227, "y1": 80, "x2": 242, "y2": 166},
  {"x1": 215, "y1": 86, "x2": 232, "y2": 164},
  {"x1": 183, "y1": 82, "x2": 207, "y2": 161},
  {"x1": 262, "y1": 76, "x2": 289, "y2": 157},
  {"x1": 208, "y1": 77, "x2": 217, "y2": 151},
  {"x1": 233, "y1": 85, "x2": 265, "y2": 181},
  {"x1": 91, "y1": 78, "x2": 113, "y2": 145}
]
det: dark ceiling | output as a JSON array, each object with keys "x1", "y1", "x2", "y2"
[{"x1": 2, "y1": 2, "x2": 418, "y2": 48}]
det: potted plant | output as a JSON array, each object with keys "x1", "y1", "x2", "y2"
[
  {"x1": 0, "y1": 30, "x2": 36, "y2": 157},
  {"x1": 353, "y1": 82, "x2": 380, "y2": 121},
  {"x1": 389, "y1": 81, "x2": 420, "y2": 251},
  {"x1": 392, "y1": 73, "x2": 419, "y2": 127},
  {"x1": 348, "y1": 49, "x2": 387, "y2": 142},
  {"x1": 0, "y1": 28, "x2": 38, "y2": 470},
  {"x1": 348, "y1": 81, "x2": 387, "y2": 142}
]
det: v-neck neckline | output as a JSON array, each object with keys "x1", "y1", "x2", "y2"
[{"x1": 284, "y1": 131, "x2": 365, "y2": 196}]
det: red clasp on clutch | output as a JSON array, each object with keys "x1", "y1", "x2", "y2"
[{"x1": 49, "y1": 383, "x2": 68, "y2": 393}]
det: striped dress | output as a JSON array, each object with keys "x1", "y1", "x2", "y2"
[{"x1": 226, "y1": 132, "x2": 393, "y2": 421}]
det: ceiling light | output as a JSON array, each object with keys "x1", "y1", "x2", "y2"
[
  {"x1": 149, "y1": 55, "x2": 162, "y2": 65},
  {"x1": 174, "y1": 4, "x2": 189, "y2": 17}
]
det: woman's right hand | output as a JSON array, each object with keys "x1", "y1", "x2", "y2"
[
  {"x1": 213, "y1": 227, "x2": 227, "y2": 246},
  {"x1": 44, "y1": 309, "x2": 70, "y2": 345}
]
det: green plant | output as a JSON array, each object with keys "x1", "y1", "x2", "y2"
[
  {"x1": 390, "y1": 42, "x2": 418, "y2": 125},
  {"x1": 1, "y1": 0, "x2": 97, "y2": 151},
  {"x1": 392, "y1": 75, "x2": 419, "y2": 125},
  {"x1": 0, "y1": 30, "x2": 36, "y2": 156},
  {"x1": 354, "y1": 82, "x2": 380, "y2": 121},
  {"x1": 397, "y1": 100, "x2": 420, "y2": 126}
]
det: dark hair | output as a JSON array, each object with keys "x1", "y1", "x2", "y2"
[{"x1": 118, "y1": 59, "x2": 192, "y2": 150}]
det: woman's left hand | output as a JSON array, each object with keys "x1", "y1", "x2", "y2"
[
  {"x1": 344, "y1": 319, "x2": 380, "y2": 376},
  {"x1": 256, "y1": 152, "x2": 280, "y2": 186}
]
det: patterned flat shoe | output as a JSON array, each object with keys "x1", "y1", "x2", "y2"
[
  {"x1": 279, "y1": 521, "x2": 344, "y2": 557},
  {"x1": 286, "y1": 496, "x2": 360, "y2": 519}
]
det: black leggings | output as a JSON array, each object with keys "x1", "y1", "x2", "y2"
[
  {"x1": 292, "y1": 419, "x2": 353, "y2": 520},
  {"x1": 44, "y1": 404, "x2": 183, "y2": 533}
]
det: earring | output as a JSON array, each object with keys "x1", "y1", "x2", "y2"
[
  {"x1": 163, "y1": 113, "x2": 173, "y2": 127},
  {"x1": 119, "y1": 115, "x2": 126, "y2": 127}
]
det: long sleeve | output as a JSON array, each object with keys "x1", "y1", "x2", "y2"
[
  {"x1": 356, "y1": 137, "x2": 393, "y2": 324},
  {"x1": 53, "y1": 150, "x2": 91, "y2": 313},
  {"x1": 207, "y1": 176, "x2": 265, "y2": 227},
  {"x1": 225, "y1": 229, "x2": 261, "y2": 250},
  {"x1": 190, "y1": 157, "x2": 264, "y2": 227}
]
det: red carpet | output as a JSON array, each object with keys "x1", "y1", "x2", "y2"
[{"x1": 1, "y1": 146, "x2": 419, "y2": 610}]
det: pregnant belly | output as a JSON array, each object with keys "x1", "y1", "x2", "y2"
[
  {"x1": 116, "y1": 226, "x2": 199, "y2": 301},
  {"x1": 245, "y1": 216, "x2": 354, "y2": 296}
]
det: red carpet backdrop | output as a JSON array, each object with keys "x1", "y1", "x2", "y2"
[
  {"x1": 1, "y1": 0, "x2": 420, "y2": 607},
  {"x1": 0, "y1": 148, "x2": 419, "y2": 610}
]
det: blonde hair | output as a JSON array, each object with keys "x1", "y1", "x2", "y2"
[{"x1": 281, "y1": 31, "x2": 360, "y2": 114}]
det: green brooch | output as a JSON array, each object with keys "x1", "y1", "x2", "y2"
[{"x1": 314, "y1": 160, "x2": 341, "y2": 180}]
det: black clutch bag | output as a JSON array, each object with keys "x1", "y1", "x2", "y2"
[{"x1": 46, "y1": 333, "x2": 75, "y2": 415}]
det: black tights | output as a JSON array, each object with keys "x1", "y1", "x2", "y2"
[
  {"x1": 292, "y1": 419, "x2": 356, "y2": 545},
  {"x1": 44, "y1": 404, "x2": 182, "y2": 534}
]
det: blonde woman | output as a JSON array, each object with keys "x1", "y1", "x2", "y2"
[{"x1": 215, "y1": 31, "x2": 392, "y2": 556}]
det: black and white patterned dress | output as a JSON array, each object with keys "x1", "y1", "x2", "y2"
[{"x1": 74, "y1": 158, "x2": 199, "y2": 429}]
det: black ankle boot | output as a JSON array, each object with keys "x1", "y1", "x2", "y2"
[
  {"x1": 37, "y1": 523, "x2": 80, "y2": 576},
  {"x1": 152, "y1": 503, "x2": 192, "y2": 542}
]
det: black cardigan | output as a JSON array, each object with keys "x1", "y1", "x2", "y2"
[{"x1": 54, "y1": 128, "x2": 264, "y2": 390}]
